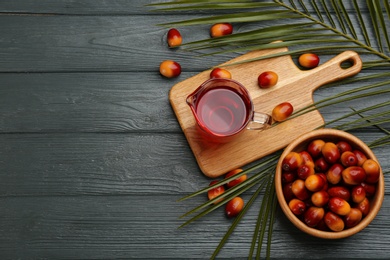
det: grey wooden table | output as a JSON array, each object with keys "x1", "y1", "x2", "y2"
[{"x1": 0, "y1": 1, "x2": 389, "y2": 259}]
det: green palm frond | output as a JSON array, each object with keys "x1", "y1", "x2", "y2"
[
  {"x1": 152, "y1": 0, "x2": 390, "y2": 62},
  {"x1": 150, "y1": 1, "x2": 390, "y2": 259}
]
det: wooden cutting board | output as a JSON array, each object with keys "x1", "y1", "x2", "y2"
[{"x1": 169, "y1": 46, "x2": 362, "y2": 178}]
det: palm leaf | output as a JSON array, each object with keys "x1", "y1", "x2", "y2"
[{"x1": 150, "y1": 1, "x2": 390, "y2": 259}]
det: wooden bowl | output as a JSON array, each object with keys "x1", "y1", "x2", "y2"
[{"x1": 275, "y1": 129, "x2": 385, "y2": 239}]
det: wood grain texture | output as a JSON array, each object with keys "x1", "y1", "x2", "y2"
[
  {"x1": 0, "y1": 13, "x2": 382, "y2": 73},
  {"x1": 0, "y1": 0, "x2": 369, "y2": 14},
  {"x1": 170, "y1": 48, "x2": 362, "y2": 177},
  {"x1": 0, "y1": 195, "x2": 389, "y2": 259},
  {"x1": 0, "y1": 71, "x2": 386, "y2": 133},
  {"x1": 0, "y1": 1, "x2": 389, "y2": 259},
  {"x1": 0, "y1": 14, "x2": 236, "y2": 72},
  {"x1": 0, "y1": 132, "x2": 387, "y2": 196}
]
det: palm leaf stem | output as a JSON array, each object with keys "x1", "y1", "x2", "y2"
[
  {"x1": 366, "y1": 0, "x2": 384, "y2": 52},
  {"x1": 179, "y1": 170, "x2": 267, "y2": 220},
  {"x1": 157, "y1": 10, "x2": 301, "y2": 27},
  {"x1": 311, "y1": 0, "x2": 324, "y2": 22},
  {"x1": 323, "y1": 101, "x2": 390, "y2": 127},
  {"x1": 178, "y1": 154, "x2": 279, "y2": 202},
  {"x1": 337, "y1": 0, "x2": 358, "y2": 39},
  {"x1": 180, "y1": 25, "x2": 328, "y2": 49},
  {"x1": 252, "y1": 174, "x2": 273, "y2": 259},
  {"x1": 363, "y1": 60, "x2": 390, "y2": 68},
  {"x1": 330, "y1": 0, "x2": 347, "y2": 34},
  {"x1": 211, "y1": 177, "x2": 270, "y2": 260},
  {"x1": 352, "y1": 0, "x2": 371, "y2": 46},
  {"x1": 374, "y1": 0, "x2": 390, "y2": 50},
  {"x1": 287, "y1": 89, "x2": 390, "y2": 124},
  {"x1": 266, "y1": 189, "x2": 277, "y2": 260},
  {"x1": 333, "y1": 110, "x2": 390, "y2": 130},
  {"x1": 298, "y1": 0, "x2": 309, "y2": 15},
  {"x1": 369, "y1": 136, "x2": 390, "y2": 148},
  {"x1": 324, "y1": 71, "x2": 390, "y2": 87},
  {"x1": 355, "y1": 113, "x2": 390, "y2": 137},
  {"x1": 195, "y1": 39, "x2": 353, "y2": 56},
  {"x1": 149, "y1": 2, "x2": 279, "y2": 11},
  {"x1": 337, "y1": 118, "x2": 390, "y2": 131},
  {"x1": 255, "y1": 176, "x2": 275, "y2": 259},
  {"x1": 206, "y1": 46, "x2": 363, "y2": 65},
  {"x1": 320, "y1": 0, "x2": 336, "y2": 28},
  {"x1": 178, "y1": 182, "x2": 259, "y2": 228},
  {"x1": 179, "y1": 160, "x2": 278, "y2": 220},
  {"x1": 147, "y1": 0, "x2": 254, "y2": 6},
  {"x1": 249, "y1": 177, "x2": 270, "y2": 258},
  {"x1": 290, "y1": 80, "x2": 390, "y2": 120},
  {"x1": 385, "y1": 0, "x2": 390, "y2": 20},
  {"x1": 274, "y1": 0, "x2": 390, "y2": 61}
]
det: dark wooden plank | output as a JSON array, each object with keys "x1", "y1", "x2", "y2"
[
  {"x1": 0, "y1": 0, "x2": 370, "y2": 15},
  {"x1": 0, "y1": 72, "x2": 184, "y2": 133},
  {"x1": 0, "y1": 71, "x2": 388, "y2": 133},
  {"x1": 0, "y1": 132, "x2": 388, "y2": 197},
  {"x1": 0, "y1": 0, "x2": 154, "y2": 15},
  {"x1": 0, "y1": 15, "x2": 236, "y2": 72},
  {"x1": 0, "y1": 195, "x2": 389, "y2": 259},
  {"x1": 0, "y1": 14, "x2": 382, "y2": 73},
  {"x1": 0, "y1": 133, "x2": 206, "y2": 196}
]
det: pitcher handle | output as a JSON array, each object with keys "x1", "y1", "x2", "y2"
[{"x1": 247, "y1": 112, "x2": 272, "y2": 130}]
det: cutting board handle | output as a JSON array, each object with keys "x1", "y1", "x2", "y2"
[{"x1": 306, "y1": 51, "x2": 362, "y2": 91}]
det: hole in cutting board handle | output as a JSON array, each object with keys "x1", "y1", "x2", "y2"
[
  {"x1": 337, "y1": 52, "x2": 361, "y2": 71},
  {"x1": 341, "y1": 59, "x2": 355, "y2": 69}
]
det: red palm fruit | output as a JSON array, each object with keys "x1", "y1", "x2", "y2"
[
  {"x1": 324, "y1": 211, "x2": 345, "y2": 232},
  {"x1": 336, "y1": 141, "x2": 352, "y2": 153},
  {"x1": 225, "y1": 197, "x2": 244, "y2": 218},
  {"x1": 210, "y1": 68, "x2": 232, "y2": 79},
  {"x1": 159, "y1": 60, "x2": 181, "y2": 78},
  {"x1": 328, "y1": 197, "x2": 351, "y2": 216},
  {"x1": 340, "y1": 151, "x2": 358, "y2": 167},
  {"x1": 344, "y1": 208, "x2": 363, "y2": 228},
  {"x1": 258, "y1": 71, "x2": 278, "y2": 88},
  {"x1": 311, "y1": 190, "x2": 329, "y2": 207},
  {"x1": 314, "y1": 157, "x2": 329, "y2": 172},
  {"x1": 316, "y1": 218, "x2": 329, "y2": 231},
  {"x1": 297, "y1": 164, "x2": 315, "y2": 180},
  {"x1": 283, "y1": 182, "x2": 295, "y2": 202},
  {"x1": 326, "y1": 163, "x2": 344, "y2": 185},
  {"x1": 322, "y1": 142, "x2": 340, "y2": 164},
  {"x1": 362, "y1": 159, "x2": 380, "y2": 184},
  {"x1": 282, "y1": 171, "x2": 297, "y2": 183},
  {"x1": 353, "y1": 150, "x2": 367, "y2": 166},
  {"x1": 272, "y1": 102, "x2": 294, "y2": 122},
  {"x1": 210, "y1": 23, "x2": 233, "y2": 38},
  {"x1": 361, "y1": 182, "x2": 376, "y2": 197},
  {"x1": 351, "y1": 185, "x2": 366, "y2": 204},
  {"x1": 318, "y1": 173, "x2": 328, "y2": 190},
  {"x1": 282, "y1": 152, "x2": 303, "y2": 171},
  {"x1": 292, "y1": 179, "x2": 310, "y2": 200},
  {"x1": 342, "y1": 166, "x2": 367, "y2": 185},
  {"x1": 304, "y1": 206, "x2": 325, "y2": 227},
  {"x1": 305, "y1": 174, "x2": 326, "y2": 192},
  {"x1": 298, "y1": 53, "x2": 320, "y2": 69},
  {"x1": 307, "y1": 139, "x2": 325, "y2": 158},
  {"x1": 167, "y1": 28, "x2": 182, "y2": 47},
  {"x1": 299, "y1": 151, "x2": 315, "y2": 168},
  {"x1": 225, "y1": 168, "x2": 246, "y2": 188},
  {"x1": 207, "y1": 180, "x2": 225, "y2": 203},
  {"x1": 357, "y1": 197, "x2": 370, "y2": 216},
  {"x1": 327, "y1": 186, "x2": 351, "y2": 201},
  {"x1": 289, "y1": 198, "x2": 306, "y2": 215}
]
